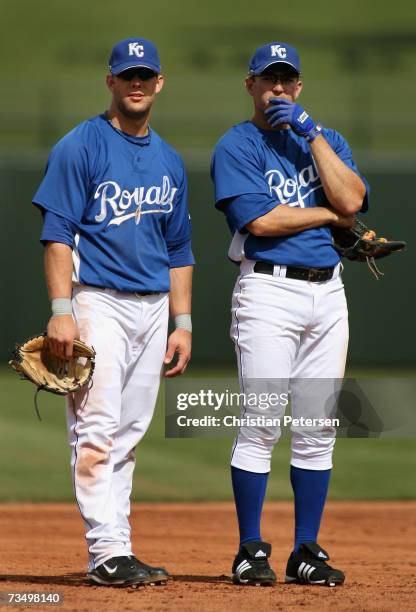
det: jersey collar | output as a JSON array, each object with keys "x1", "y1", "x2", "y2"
[{"x1": 104, "y1": 113, "x2": 151, "y2": 146}]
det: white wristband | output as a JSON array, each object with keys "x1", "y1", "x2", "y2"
[
  {"x1": 174, "y1": 314, "x2": 192, "y2": 333},
  {"x1": 51, "y1": 298, "x2": 72, "y2": 317}
]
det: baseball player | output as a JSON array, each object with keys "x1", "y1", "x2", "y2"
[
  {"x1": 33, "y1": 37, "x2": 194, "y2": 587},
  {"x1": 211, "y1": 42, "x2": 368, "y2": 586}
]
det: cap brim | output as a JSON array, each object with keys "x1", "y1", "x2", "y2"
[
  {"x1": 250, "y1": 60, "x2": 300, "y2": 76},
  {"x1": 111, "y1": 62, "x2": 160, "y2": 75}
]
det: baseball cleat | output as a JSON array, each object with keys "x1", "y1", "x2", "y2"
[
  {"x1": 87, "y1": 555, "x2": 150, "y2": 586},
  {"x1": 232, "y1": 540, "x2": 277, "y2": 586},
  {"x1": 285, "y1": 542, "x2": 345, "y2": 587},
  {"x1": 131, "y1": 555, "x2": 170, "y2": 583}
]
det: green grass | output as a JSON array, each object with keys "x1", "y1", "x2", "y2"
[{"x1": 0, "y1": 367, "x2": 415, "y2": 502}]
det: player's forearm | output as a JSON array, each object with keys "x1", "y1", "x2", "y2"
[
  {"x1": 169, "y1": 265, "x2": 193, "y2": 317},
  {"x1": 310, "y1": 136, "x2": 366, "y2": 215},
  {"x1": 247, "y1": 204, "x2": 338, "y2": 237},
  {"x1": 44, "y1": 242, "x2": 73, "y2": 300}
]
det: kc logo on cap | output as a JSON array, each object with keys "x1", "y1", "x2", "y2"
[
  {"x1": 109, "y1": 37, "x2": 161, "y2": 75},
  {"x1": 249, "y1": 41, "x2": 301, "y2": 76},
  {"x1": 128, "y1": 42, "x2": 145, "y2": 58},
  {"x1": 270, "y1": 45, "x2": 287, "y2": 59}
]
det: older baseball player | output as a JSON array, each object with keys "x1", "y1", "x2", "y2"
[
  {"x1": 211, "y1": 42, "x2": 368, "y2": 586},
  {"x1": 33, "y1": 38, "x2": 194, "y2": 587}
]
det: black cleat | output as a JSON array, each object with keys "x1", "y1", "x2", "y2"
[
  {"x1": 88, "y1": 555, "x2": 150, "y2": 586},
  {"x1": 131, "y1": 555, "x2": 170, "y2": 583},
  {"x1": 285, "y1": 542, "x2": 345, "y2": 587},
  {"x1": 232, "y1": 541, "x2": 277, "y2": 586}
]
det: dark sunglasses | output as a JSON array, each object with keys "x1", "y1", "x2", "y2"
[
  {"x1": 117, "y1": 68, "x2": 158, "y2": 81},
  {"x1": 257, "y1": 72, "x2": 299, "y2": 84}
]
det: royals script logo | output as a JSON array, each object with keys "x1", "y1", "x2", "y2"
[
  {"x1": 265, "y1": 164, "x2": 322, "y2": 207},
  {"x1": 94, "y1": 176, "x2": 177, "y2": 226}
]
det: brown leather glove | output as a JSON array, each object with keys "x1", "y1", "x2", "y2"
[
  {"x1": 9, "y1": 333, "x2": 95, "y2": 395},
  {"x1": 332, "y1": 218, "x2": 406, "y2": 279}
]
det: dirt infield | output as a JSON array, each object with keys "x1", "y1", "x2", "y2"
[{"x1": 0, "y1": 502, "x2": 415, "y2": 611}]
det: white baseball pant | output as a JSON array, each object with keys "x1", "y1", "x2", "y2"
[
  {"x1": 67, "y1": 285, "x2": 169, "y2": 570},
  {"x1": 230, "y1": 261, "x2": 349, "y2": 473}
]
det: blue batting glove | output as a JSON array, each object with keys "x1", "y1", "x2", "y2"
[{"x1": 265, "y1": 98, "x2": 321, "y2": 141}]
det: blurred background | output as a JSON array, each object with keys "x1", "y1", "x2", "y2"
[{"x1": 0, "y1": 0, "x2": 415, "y2": 502}]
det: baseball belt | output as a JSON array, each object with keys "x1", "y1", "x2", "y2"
[{"x1": 253, "y1": 261, "x2": 334, "y2": 282}]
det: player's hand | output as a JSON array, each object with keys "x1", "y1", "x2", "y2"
[
  {"x1": 46, "y1": 315, "x2": 80, "y2": 360},
  {"x1": 265, "y1": 98, "x2": 316, "y2": 138},
  {"x1": 164, "y1": 329, "x2": 192, "y2": 377}
]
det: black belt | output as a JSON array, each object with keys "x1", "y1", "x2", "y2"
[
  {"x1": 134, "y1": 291, "x2": 160, "y2": 297},
  {"x1": 253, "y1": 261, "x2": 334, "y2": 282}
]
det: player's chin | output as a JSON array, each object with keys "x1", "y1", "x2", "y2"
[{"x1": 121, "y1": 100, "x2": 151, "y2": 119}]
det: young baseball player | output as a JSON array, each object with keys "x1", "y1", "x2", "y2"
[
  {"x1": 211, "y1": 42, "x2": 369, "y2": 586},
  {"x1": 33, "y1": 38, "x2": 194, "y2": 587}
]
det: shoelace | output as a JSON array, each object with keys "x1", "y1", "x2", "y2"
[
  {"x1": 251, "y1": 558, "x2": 271, "y2": 570},
  {"x1": 304, "y1": 556, "x2": 335, "y2": 572},
  {"x1": 108, "y1": 556, "x2": 137, "y2": 570},
  {"x1": 126, "y1": 556, "x2": 139, "y2": 569}
]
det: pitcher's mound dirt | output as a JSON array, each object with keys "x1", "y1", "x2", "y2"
[{"x1": 1, "y1": 502, "x2": 415, "y2": 611}]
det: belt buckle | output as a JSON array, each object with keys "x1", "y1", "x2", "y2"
[
  {"x1": 134, "y1": 291, "x2": 159, "y2": 297},
  {"x1": 309, "y1": 268, "x2": 328, "y2": 282},
  {"x1": 308, "y1": 268, "x2": 319, "y2": 282}
]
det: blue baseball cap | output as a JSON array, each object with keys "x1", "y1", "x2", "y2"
[
  {"x1": 108, "y1": 37, "x2": 161, "y2": 75},
  {"x1": 249, "y1": 42, "x2": 300, "y2": 76}
]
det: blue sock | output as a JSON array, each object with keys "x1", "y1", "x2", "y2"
[
  {"x1": 231, "y1": 466, "x2": 269, "y2": 546},
  {"x1": 290, "y1": 465, "x2": 331, "y2": 552}
]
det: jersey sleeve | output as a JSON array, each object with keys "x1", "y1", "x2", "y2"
[
  {"x1": 40, "y1": 210, "x2": 77, "y2": 246},
  {"x1": 165, "y1": 161, "x2": 195, "y2": 268},
  {"x1": 325, "y1": 129, "x2": 370, "y2": 212},
  {"x1": 221, "y1": 193, "x2": 278, "y2": 233},
  {"x1": 33, "y1": 128, "x2": 91, "y2": 225},
  {"x1": 211, "y1": 129, "x2": 281, "y2": 231},
  {"x1": 211, "y1": 132, "x2": 271, "y2": 202}
]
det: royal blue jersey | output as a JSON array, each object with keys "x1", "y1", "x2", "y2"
[
  {"x1": 34, "y1": 114, "x2": 194, "y2": 292},
  {"x1": 211, "y1": 121, "x2": 369, "y2": 268}
]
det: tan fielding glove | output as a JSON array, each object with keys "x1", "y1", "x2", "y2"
[{"x1": 9, "y1": 333, "x2": 96, "y2": 395}]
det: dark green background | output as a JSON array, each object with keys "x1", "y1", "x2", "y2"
[{"x1": 1, "y1": 161, "x2": 414, "y2": 365}]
